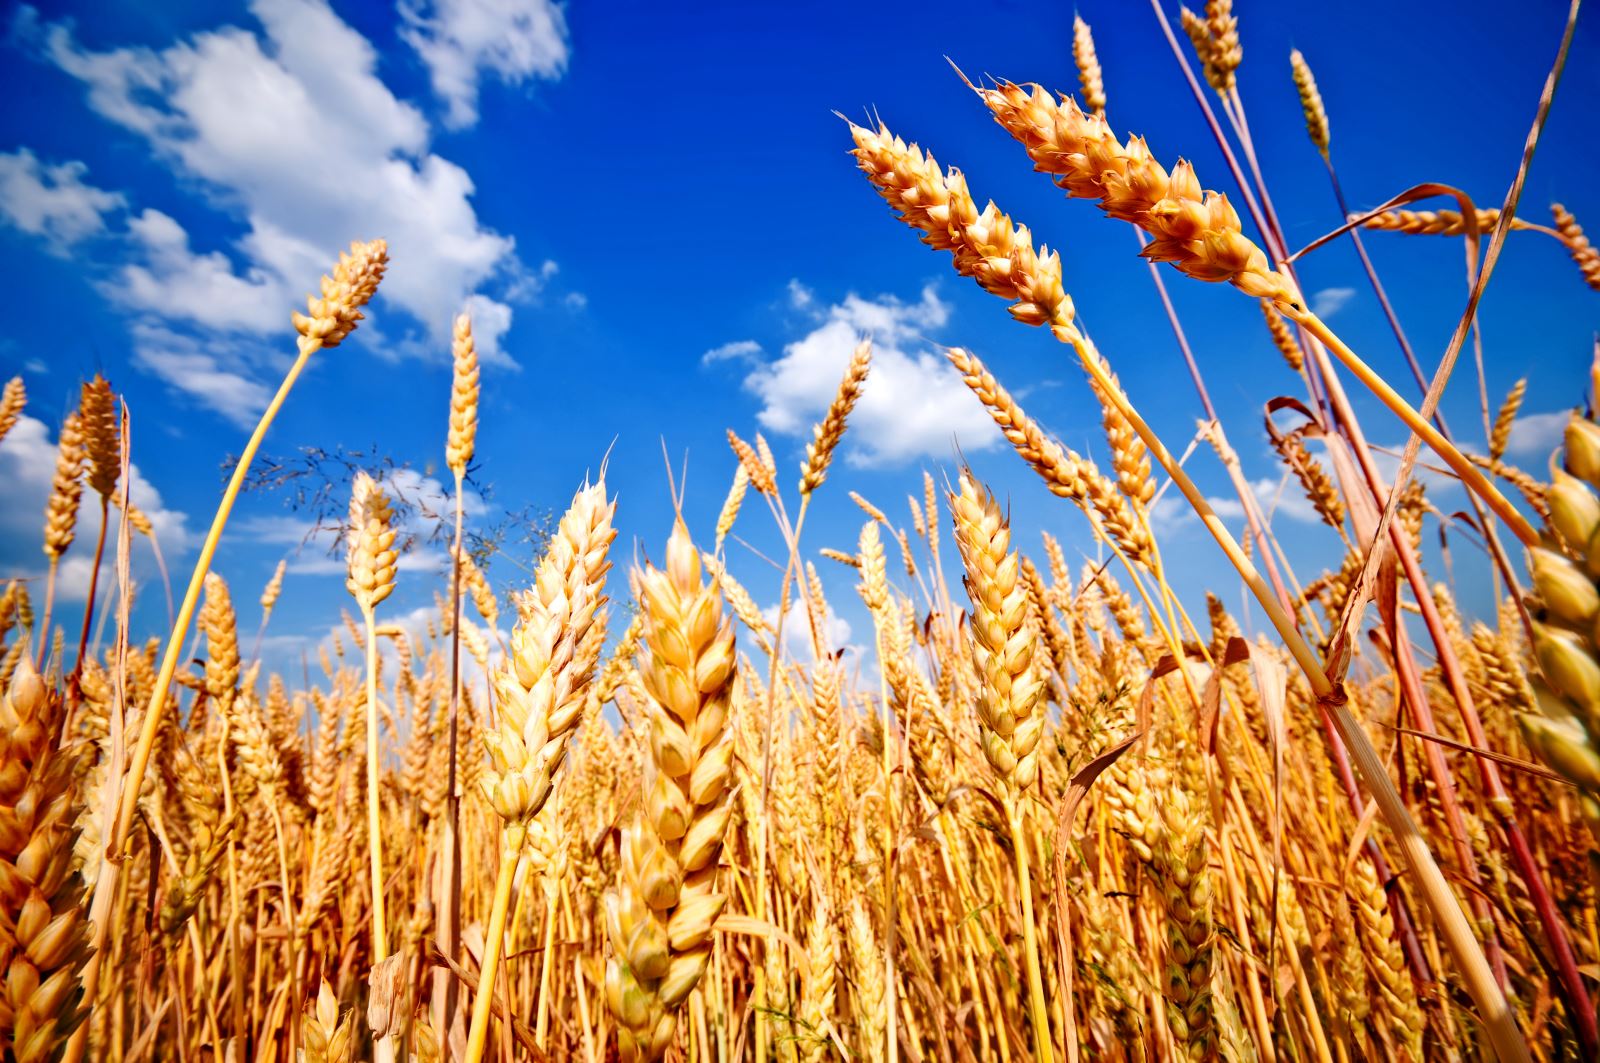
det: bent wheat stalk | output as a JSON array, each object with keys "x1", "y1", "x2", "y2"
[
  {"x1": 106, "y1": 239, "x2": 387, "y2": 864},
  {"x1": 848, "y1": 117, "x2": 1528, "y2": 1061}
]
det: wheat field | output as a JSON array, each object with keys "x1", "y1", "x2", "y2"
[{"x1": 3, "y1": 3, "x2": 1600, "y2": 1062}]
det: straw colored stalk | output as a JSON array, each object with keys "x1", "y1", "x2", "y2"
[
  {"x1": 347, "y1": 470, "x2": 398, "y2": 989},
  {"x1": 604, "y1": 520, "x2": 737, "y2": 1062},
  {"x1": 849, "y1": 113, "x2": 1528, "y2": 1063},
  {"x1": 437, "y1": 309, "x2": 478, "y2": 1048},
  {"x1": 101, "y1": 238, "x2": 387, "y2": 941},
  {"x1": 466, "y1": 477, "x2": 615, "y2": 1063}
]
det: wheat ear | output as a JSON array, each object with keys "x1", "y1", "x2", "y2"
[
  {"x1": 799, "y1": 339, "x2": 872, "y2": 496},
  {"x1": 1552, "y1": 203, "x2": 1600, "y2": 291},
  {"x1": 0, "y1": 655, "x2": 89, "y2": 1062},
  {"x1": 1072, "y1": 16, "x2": 1106, "y2": 116},
  {"x1": 604, "y1": 519, "x2": 737, "y2": 1062},
  {"x1": 0, "y1": 377, "x2": 24, "y2": 446},
  {"x1": 949, "y1": 470, "x2": 1054, "y2": 1063},
  {"x1": 466, "y1": 478, "x2": 616, "y2": 1063},
  {"x1": 1289, "y1": 49, "x2": 1329, "y2": 153}
]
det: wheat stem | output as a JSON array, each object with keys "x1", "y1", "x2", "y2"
[
  {"x1": 1282, "y1": 303, "x2": 1538, "y2": 546},
  {"x1": 1061, "y1": 324, "x2": 1528, "y2": 1063},
  {"x1": 464, "y1": 823, "x2": 525, "y2": 1063}
]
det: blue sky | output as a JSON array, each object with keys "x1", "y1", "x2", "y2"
[{"x1": 1, "y1": 0, "x2": 1597, "y2": 674}]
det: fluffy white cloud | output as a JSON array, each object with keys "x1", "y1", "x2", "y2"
[
  {"x1": 1208, "y1": 475, "x2": 1322, "y2": 525},
  {"x1": 35, "y1": 0, "x2": 530, "y2": 411},
  {"x1": 127, "y1": 321, "x2": 274, "y2": 429},
  {"x1": 1310, "y1": 286, "x2": 1356, "y2": 318},
  {"x1": 1505, "y1": 409, "x2": 1569, "y2": 461},
  {"x1": 114, "y1": 210, "x2": 289, "y2": 333},
  {"x1": 400, "y1": 0, "x2": 569, "y2": 129},
  {"x1": 0, "y1": 414, "x2": 190, "y2": 606},
  {"x1": 729, "y1": 286, "x2": 998, "y2": 466},
  {"x1": 0, "y1": 148, "x2": 124, "y2": 251},
  {"x1": 761, "y1": 598, "x2": 855, "y2": 664}
]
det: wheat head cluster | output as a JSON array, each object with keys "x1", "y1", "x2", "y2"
[{"x1": 3, "y1": 5, "x2": 1600, "y2": 1063}]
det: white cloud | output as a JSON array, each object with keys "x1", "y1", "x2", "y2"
[
  {"x1": 733, "y1": 285, "x2": 996, "y2": 466},
  {"x1": 399, "y1": 0, "x2": 569, "y2": 129},
  {"x1": 702, "y1": 339, "x2": 762, "y2": 366},
  {"x1": 1311, "y1": 286, "x2": 1356, "y2": 318},
  {"x1": 113, "y1": 210, "x2": 289, "y2": 332},
  {"x1": 787, "y1": 279, "x2": 814, "y2": 309},
  {"x1": 36, "y1": 0, "x2": 531, "y2": 413},
  {"x1": 1505, "y1": 409, "x2": 1569, "y2": 461},
  {"x1": 0, "y1": 414, "x2": 190, "y2": 605},
  {"x1": 127, "y1": 321, "x2": 274, "y2": 429},
  {"x1": 761, "y1": 598, "x2": 855, "y2": 664},
  {"x1": 0, "y1": 148, "x2": 125, "y2": 252},
  {"x1": 1209, "y1": 476, "x2": 1321, "y2": 525},
  {"x1": 461, "y1": 292, "x2": 516, "y2": 368}
]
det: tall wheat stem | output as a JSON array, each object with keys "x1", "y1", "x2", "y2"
[
  {"x1": 1007, "y1": 796, "x2": 1055, "y2": 1063},
  {"x1": 363, "y1": 608, "x2": 389, "y2": 969},
  {"x1": 36, "y1": 560, "x2": 59, "y2": 671},
  {"x1": 109, "y1": 335, "x2": 322, "y2": 859},
  {"x1": 1058, "y1": 324, "x2": 1530, "y2": 1063},
  {"x1": 72, "y1": 498, "x2": 110, "y2": 675},
  {"x1": 465, "y1": 823, "x2": 524, "y2": 1063},
  {"x1": 1281, "y1": 305, "x2": 1537, "y2": 545},
  {"x1": 435, "y1": 466, "x2": 467, "y2": 1046}
]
